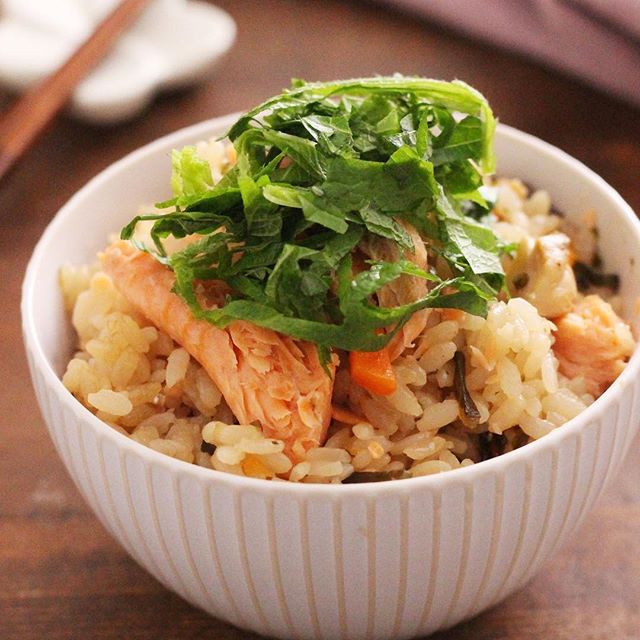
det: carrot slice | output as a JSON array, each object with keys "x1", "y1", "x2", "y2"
[
  {"x1": 349, "y1": 347, "x2": 397, "y2": 396},
  {"x1": 242, "y1": 455, "x2": 274, "y2": 478},
  {"x1": 441, "y1": 308, "x2": 464, "y2": 322}
]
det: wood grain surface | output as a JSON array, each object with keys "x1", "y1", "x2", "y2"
[{"x1": 1, "y1": 1, "x2": 639, "y2": 638}]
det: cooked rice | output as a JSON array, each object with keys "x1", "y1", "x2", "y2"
[{"x1": 59, "y1": 141, "x2": 631, "y2": 483}]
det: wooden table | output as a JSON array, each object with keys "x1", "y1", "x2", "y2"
[{"x1": 2, "y1": 1, "x2": 639, "y2": 638}]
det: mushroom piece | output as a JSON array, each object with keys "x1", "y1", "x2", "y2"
[{"x1": 508, "y1": 232, "x2": 577, "y2": 318}]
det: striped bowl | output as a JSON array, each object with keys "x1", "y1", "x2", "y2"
[{"x1": 22, "y1": 116, "x2": 640, "y2": 640}]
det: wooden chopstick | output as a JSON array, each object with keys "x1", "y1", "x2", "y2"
[{"x1": 0, "y1": 0, "x2": 154, "y2": 182}]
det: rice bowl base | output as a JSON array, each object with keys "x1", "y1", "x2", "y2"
[{"x1": 22, "y1": 116, "x2": 640, "y2": 639}]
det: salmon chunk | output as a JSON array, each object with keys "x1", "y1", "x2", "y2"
[
  {"x1": 359, "y1": 221, "x2": 430, "y2": 361},
  {"x1": 553, "y1": 295, "x2": 634, "y2": 396},
  {"x1": 101, "y1": 240, "x2": 335, "y2": 462}
]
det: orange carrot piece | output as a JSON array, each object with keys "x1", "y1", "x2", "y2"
[
  {"x1": 242, "y1": 455, "x2": 274, "y2": 478},
  {"x1": 442, "y1": 308, "x2": 464, "y2": 322},
  {"x1": 349, "y1": 347, "x2": 397, "y2": 396},
  {"x1": 331, "y1": 405, "x2": 365, "y2": 425}
]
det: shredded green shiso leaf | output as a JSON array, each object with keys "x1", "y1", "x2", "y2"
[{"x1": 121, "y1": 76, "x2": 508, "y2": 358}]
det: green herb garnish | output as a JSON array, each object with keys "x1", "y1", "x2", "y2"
[{"x1": 122, "y1": 76, "x2": 506, "y2": 357}]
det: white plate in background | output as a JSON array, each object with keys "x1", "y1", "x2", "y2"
[{"x1": 0, "y1": 0, "x2": 236, "y2": 123}]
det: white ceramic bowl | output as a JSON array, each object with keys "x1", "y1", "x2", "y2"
[{"x1": 22, "y1": 116, "x2": 640, "y2": 640}]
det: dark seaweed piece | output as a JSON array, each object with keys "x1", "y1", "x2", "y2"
[
  {"x1": 342, "y1": 470, "x2": 406, "y2": 483},
  {"x1": 550, "y1": 206, "x2": 564, "y2": 218},
  {"x1": 573, "y1": 261, "x2": 620, "y2": 293},
  {"x1": 200, "y1": 440, "x2": 216, "y2": 455},
  {"x1": 512, "y1": 273, "x2": 529, "y2": 290},
  {"x1": 511, "y1": 429, "x2": 530, "y2": 451},
  {"x1": 477, "y1": 432, "x2": 507, "y2": 461},
  {"x1": 453, "y1": 351, "x2": 481, "y2": 427}
]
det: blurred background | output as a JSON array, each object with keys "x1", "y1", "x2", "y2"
[
  {"x1": 2, "y1": 1, "x2": 639, "y2": 639},
  {"x1": 1, "y1": 0, "x2": 638, "y2": 188}
]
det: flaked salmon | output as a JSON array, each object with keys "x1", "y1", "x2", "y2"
[
  {"x1": 553, "y1": 294, "x2": 634, "y2": 396},
  {"x1": 359, "y1": 222, "x2": 430, "y2": 361},
  {"x1": 101, "y1": 240, "x2": 335, "y2": 462}
]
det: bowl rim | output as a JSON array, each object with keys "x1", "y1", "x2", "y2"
[{"x1": 21, "y1": 115, "x2": 640, "y2": 496}]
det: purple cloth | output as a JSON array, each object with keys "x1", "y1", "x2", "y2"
[{"x1": 380, "y1": 0, "x2": 640, "y2": 106}]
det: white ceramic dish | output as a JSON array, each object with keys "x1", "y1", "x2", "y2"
[
  {"x1": 22, "y1": 116, "x2": 640, "y2": 640},
  {"x1": 0, "y1": 0, "x2": 236, "y2": 124}
]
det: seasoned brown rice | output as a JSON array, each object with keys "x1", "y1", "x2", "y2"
[{"x1": 60, "y1": 141, "x2": 634, "y2": 483}]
